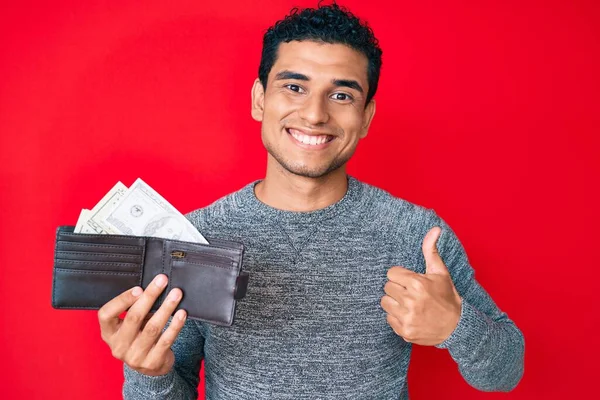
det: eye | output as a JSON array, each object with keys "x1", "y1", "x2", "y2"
[
  {"x1": 284, "y1": 84, "x2": 305, "y2": 93},
  {"x1": 331, "y1": 92, "x2": 354, "y2": 102}
]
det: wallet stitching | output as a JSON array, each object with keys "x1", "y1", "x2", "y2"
[
  {"x1": 57, "y1": 241, "x2": 143, "y2": 251},
  {"x1": 171, "y1": 250, "x2": 234, "y2": 263},
  {"x1": 54, "y1": 268, "x2": 139, "y2": 276},
  {"x1": 160, "y1": 240, "x2": 168, "y2": 306},
  {"x1": 139, "y1": 240, "x2": 146, "y2": 287},
  {"x1": 171, "y1": 260, "x2": 236, "y2": 270},
  {"x1": 162, "y1": 240, "x2": 167, "y2": 278},
  {"x1": 168, "y1": 251, "x2": 237, "y2": 266},
  {"x1": 52, "y1": 230, "x2": 60, "y2": 306},
  {"x1": 55, "y1": 251, "x2": 142, "y2": 260},
  {"x1": 60, "y1": 232, "x2": 145, "y2": 242},
  {"x1": 56, "y1": 260, "x2": 142, "y2": 267}
]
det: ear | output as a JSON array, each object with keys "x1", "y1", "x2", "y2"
[
  {"x1": 359, "y1": 99, "x2": 376, "y2": 139},
  {"x1": 251, "y1": 78, "x2": 265, "y2": 122}
]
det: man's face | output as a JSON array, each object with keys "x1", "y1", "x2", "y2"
[{"x1": 251, "y1": 40, "x2": 376, "y2": 179}]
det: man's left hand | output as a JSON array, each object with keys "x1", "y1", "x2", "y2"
[{"x1": 380, "y1": 226, "x2": 462, "y2": 346}]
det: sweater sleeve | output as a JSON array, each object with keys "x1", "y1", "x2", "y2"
[
  {"x1": 122, "y1": 318, "x2": 205, "y2": 399},
  {"x1": 430, "y1": 212, "x2": 525, "y2": 392}
]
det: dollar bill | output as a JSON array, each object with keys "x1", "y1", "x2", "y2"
[
  {"x1": 97, "y1": 178, "x2": 208, "y2": 244},
  {"x1": 74, "y1": 209, "x2": 92, "y2": 233},
  {"x1": 84, "y1": 181, "x2": 129, "y2": 234}
]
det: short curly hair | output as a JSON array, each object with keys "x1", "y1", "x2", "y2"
[{"x1": 258, "y1": 1, "x2": 383, "y2": 105}]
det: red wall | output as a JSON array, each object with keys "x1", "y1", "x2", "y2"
[{"x1": 1, "y1": 0, "x2": 598, "y2": 398}]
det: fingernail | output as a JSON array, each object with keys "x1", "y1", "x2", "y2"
[
  {"x1": 167, "y1": 289, "x2": 180, "y2": 301},
  {"x1": 155, "y1": 275, "x2": 167, "y2": 288},
  {"x1": 177, "y1": 310, "x2": 186, "y2": 321},
  {"x1": 132, "y1": 287, "x2": 143, "y2": 297}
]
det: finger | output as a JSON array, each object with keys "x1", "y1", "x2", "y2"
[
  {"x1": 133, "y1": 288, "x2": 183, "y2": 353},
  {"x1": 139, "y1": 312, "x2": 155, "y2": 331},
  {"x1": 386, "y1": 314, "x2": 413, "y2": 343},
  {"x1": 383, "y1": 280, "x2": 407, "y2": 299},
  {"x1": 380, "y1": 294, "x2": 408, "y2": 316},
  {"x1": 98, "y1": 286, "x2": 144, "y2": 339},
  {"x1": 118, "y1": 275, "x2": 169, "y2": 343},
  {"x1": 386, "y1": 313, "x2": 406, "y2": 337},
  {"x1": 386, "y1": 266, "x2": 417, "y2": 287},
  {"x1": 423, "y1": 227, "x2": 449, "y2": 275},
  {"x1": 148, "y1": 309, "x2": 187, "y2": 364}
]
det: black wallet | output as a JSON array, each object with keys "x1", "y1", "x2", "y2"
[{"x1": 51, "y1": 226, "x2": 249, "y2": 326}]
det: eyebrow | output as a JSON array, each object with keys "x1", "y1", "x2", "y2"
[{"x1": 274, "y1": 70, "x2": 364, "y2": 94}]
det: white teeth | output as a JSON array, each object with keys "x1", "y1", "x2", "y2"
[{"x1": 289, "y1": 129, "x2": 331, "y2": 146}]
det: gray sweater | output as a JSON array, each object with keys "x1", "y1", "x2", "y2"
[{"x1": 123, "y1": 176, "x2": 524, "y2": 399}]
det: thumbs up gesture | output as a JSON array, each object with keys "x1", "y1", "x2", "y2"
[{"x1": 380, "y1": 227, "x2": 462, "y2": 346}]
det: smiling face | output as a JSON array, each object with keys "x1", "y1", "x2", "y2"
[{"x1": 251, "y1": 40, "x2": 376, "y2": 179}]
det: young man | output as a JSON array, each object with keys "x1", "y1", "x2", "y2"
[{"x1": 98, "y1": 3, "x2": 524, "y2": 398}]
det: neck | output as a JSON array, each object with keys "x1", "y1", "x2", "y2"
[{"x1": 255, "y1": 157, "x2": 349, "y2": 212}]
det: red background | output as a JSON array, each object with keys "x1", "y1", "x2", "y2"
[{"x1": 1, "y1": 0, "x2": 598, "y2": 398}]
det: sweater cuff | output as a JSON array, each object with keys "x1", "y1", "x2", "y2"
[
  {"x1": 123, "y1": 363, "x2": 176, "y2": 394},
  {"x1": 435, "y1": 299, "x2": 490, "y2": 356}
]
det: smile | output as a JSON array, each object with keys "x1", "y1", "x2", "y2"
[{"x1": 286, "y1": 128, "x2": 334, "y2": 147}]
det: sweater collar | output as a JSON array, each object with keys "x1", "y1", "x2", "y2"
[{"x1": 235, "y1": 175, "x2": 366, "y2": 224}]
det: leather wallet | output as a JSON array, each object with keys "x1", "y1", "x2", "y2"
[{"x1": 51, "y1": 226, "x2": 249, "y2": 326}]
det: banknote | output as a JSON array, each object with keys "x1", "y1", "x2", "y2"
[
  {"x1": 98, "y1": 178, "x2": 208, "y2": 244},
  {"x1": 74, "y1": 209, "x2": 92, "y2": 233},
  {"x1": 84, "y1": 181, "x2": 128, "y2": 234}
]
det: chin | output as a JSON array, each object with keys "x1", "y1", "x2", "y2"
[
  {"x1": 279, "y1": 159, "x2": 346, "y2": 179},
  {"x1": 287, "y1": 168, "x2": 332, "y2": 179},
  {"x1": 264, "y1": 140, "x2": 350, "y2": 179}
]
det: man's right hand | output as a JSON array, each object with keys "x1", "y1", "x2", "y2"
[{"x1": 98, "y1": 274, "x2": 187, "y2": 376}]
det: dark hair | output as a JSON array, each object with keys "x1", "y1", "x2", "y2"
[{"x1": 258, "y1": 1, "x2": 383, "y2": 105}]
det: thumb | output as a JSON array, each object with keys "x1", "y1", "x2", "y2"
[{"x1": 423, "y1": 226, "x2": 449, "y2": 275}]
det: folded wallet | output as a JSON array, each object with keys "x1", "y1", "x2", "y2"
[{"x1": 51, "y1": 226, "x2": 249, "y2": 326}]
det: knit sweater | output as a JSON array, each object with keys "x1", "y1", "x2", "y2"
[{"x1": 122, "y1": 176, "x2": 524, "y2": 399}]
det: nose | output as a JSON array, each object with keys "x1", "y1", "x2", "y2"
[{"x1": 297, "y1": 94, "x2": 330, "y2": 125}]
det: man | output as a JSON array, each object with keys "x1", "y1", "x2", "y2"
[{"x1": 98, "y1": 3, "x2": 524, "y2": 399}]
